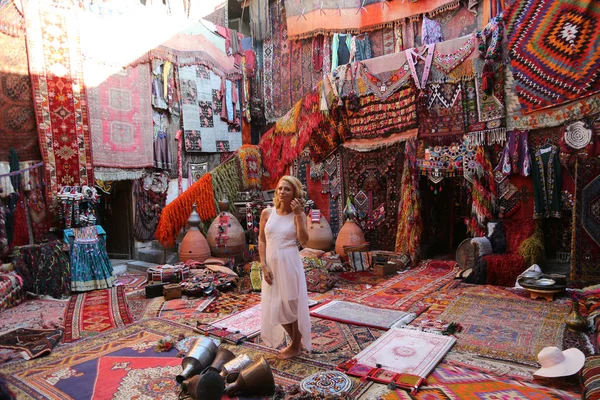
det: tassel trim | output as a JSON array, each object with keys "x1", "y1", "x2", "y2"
[{"x1": 465, "y1": 128, "x2": 506, "y2": 146}]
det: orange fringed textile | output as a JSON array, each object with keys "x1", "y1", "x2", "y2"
[
  {"x1": 236, "y1": 144, "x2": 262, "y2": 190},
  {"x1": 395, "y1": 139, "x2": 422, "y2": 266},
  {"x1": 466, "y1": 146, "x2": 496, "y2": 237},
  {"x1": 155, "y1": 174, "x2": 217, "y2": 247}
]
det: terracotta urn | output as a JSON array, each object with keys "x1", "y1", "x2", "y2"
[
  {"x1": 207, "y1": 199, "x2": 246, "y2": 261},
  {"x1": 179, "y1": 203, "x2": 211, "y2": 263},
  {"x1": 305, "y1": 215, "x2": 334, "y2": 251},
  {"x1": 335, "y1": 219, "x2": 366, "y2": 257}
]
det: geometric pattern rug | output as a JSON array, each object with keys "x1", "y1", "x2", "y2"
[
  {"x1": 345, "y1": 260, "x2": 458, "y2": 311},
  {"x1": 380, "y1": 361, "x2": 580, "y2": 399},
  {"x1": 432, "y1": 292, "x2": 570, "y2": 367},
  {"x1": 64, "y1": 286, "x2": 133, "y2": 343}
]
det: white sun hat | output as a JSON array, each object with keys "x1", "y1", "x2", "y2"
[{"x1": 533, "y1": 347, "x2": 585, "y2": 378}]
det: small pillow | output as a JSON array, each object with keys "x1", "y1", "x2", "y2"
[
  {"x1": 486, "y1": 221, "x2": 506, "y2": 253},
  {"x1": 321, "y1": 253, "x2": 346, "y2": 272},
  {"x1": 305, "y1": 269, "x2": 336, "y2": 293},
  {"x1": 302, "y1": 256, "x2": 324, "y2": 272},
  {"x1": 249, "y1": 262, "x2": 262, "y2": 292},
  {"x1": 299, "y1": 248, "x2": 325, "y2": 259},
  {"x1": 581, "y1": 355, "x2": 600, "y2": 400},
  {"x1": 203, "y1": 257, "x2": 229, "y2": 266},
  {"x1": 347, "y1": 251, "x2": 372, "y2": 272}
]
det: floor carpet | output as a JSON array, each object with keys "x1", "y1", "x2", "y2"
[
  {"x1": 0, "y1": 298, "x2": 67, "y2": 334},
  {"x1": 309, "y1": 300, "x2": 415, "y2": 330},
  {"x1": 114, "y1": 272, "x2": 147, "y2": 294},
  {"x1": 380, "y1": 361, "x2": 580, "y2": 399},
  {"x1": 345, "y1": 260, "x2": 458, "y2": 311},
  {"x1": 64, "y1": 286, "x2": 133, "y2": 343},
  {"x1": 156, "y1": 296, "x2": 216, "y2": 325}
]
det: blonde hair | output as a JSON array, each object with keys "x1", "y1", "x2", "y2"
[{"x1": 274, "y1": 175, "x2": 305, "y2": 210}]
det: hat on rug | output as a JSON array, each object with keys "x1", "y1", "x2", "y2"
[{"x1": 533, "y1": 347, "x2": 585, "y2": 378}]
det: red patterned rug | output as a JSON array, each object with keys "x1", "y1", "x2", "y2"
[
  {"x1": 64, "y1": 286, "x2": 133, "y2": 343},
  {"x1": 381, "y1": 361, "x2": 580, "y2": 399},
  {"x1": 345, "y1": 260, "x2": 458, "y2": 311},
  {"x1": 0, "y1": 298, "x2": 67, "y2": 334},
  {"x1": 86, "y1": 64, "x2": 154, "y2": 169},
  {"x1": 114, "y1": 272, "x2": 147, "y2": 294},
  {"x1": 24, "y1": 1, "x2": 94, "y2": 202},
  {"x1": 156, "y1": 296, "x2": 216, "y2": 325}
]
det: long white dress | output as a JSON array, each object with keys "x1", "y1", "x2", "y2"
[{"x1": 261, "y1": 209, "x2": 312, "y2": 351}]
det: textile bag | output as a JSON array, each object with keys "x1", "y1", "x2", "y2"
[{"x1": 344, "y1": 243, "x2": 371, "y2": 272}]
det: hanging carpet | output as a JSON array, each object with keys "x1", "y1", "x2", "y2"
[
  {"x1": 571, "y1": 158, "x2": 600, "y2": 283},
  {"x1": 505, "y1": 0, "x2": 600, "y2": 113},
  {"x1": 419, "y1": 82, "x2": 465, "y2": 142},
  {"x1": 342, "y1": 144, "x2": 403, "y2": 250},
  {"x1": 86, "y1": 64, "x2": 154, "y2": 169},
  {"x1": 24, "y1": 1, "x2": 94, "y2": 202}
]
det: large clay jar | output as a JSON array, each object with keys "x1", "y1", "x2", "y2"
[
  {"x1": 305, "y1": 215, "x2": 333, "y2": 251},
  {"x1": 207, "y1": 199, "x2": 246, "y2": 261},
  {"x1": 335, "y1": 219, "x2": 366, "y2": 257},
  {"x1": 179, "y1": 203, "x2": 211, "y2": 263}
]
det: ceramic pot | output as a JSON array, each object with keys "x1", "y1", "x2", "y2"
[
  {"x1": 305, "y1": 215, "x2": 333, "y2": 251},
  {"x1": 335, "y1": 220, "x2": 366, "y2": 257},
  {"x1": 179, "y1": 204, "x2": 211, "y2": 263},
  {"x1": 207, "y1": 199, "x2": 246, "y2": 261}
]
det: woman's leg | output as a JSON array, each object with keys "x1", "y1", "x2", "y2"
[{"x1": 279, "y1": 320, "x2": 303, "y2": 359}]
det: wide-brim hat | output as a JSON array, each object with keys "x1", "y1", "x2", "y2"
[{"x1": 533, "y1": 347, "x2": 585, "y2": 378}]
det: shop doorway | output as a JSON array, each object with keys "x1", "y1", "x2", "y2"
[
  {"x1": 420, "y1": 177, "x2": 470, "y2": 259},
  {"x1": 97, "y1": 180, "x2": 134, "y2": 259}
]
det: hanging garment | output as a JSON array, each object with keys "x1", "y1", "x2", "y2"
[
  {"x1": 331, "y1": 33, "x2": 353, "y2": 71},
  {"x1": 353, "y1": 34, "x2": 372, "y2": 63},
  {"x1": 531, "y1": 145, "x2": 562, "y2": 219},
  {"x1": 421, "y1": 16, "x2": 443, "y2": 45},
  {"x1": 494, "y1": 130, "x2": 531, "y2": 183}
]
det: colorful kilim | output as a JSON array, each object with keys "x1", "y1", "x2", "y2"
[
  {"x1": 156, "y1": 297, "x2": 215, "y2": 324},
  {"x1": 434, "y1": 292, "x2": 569, "y2": 366},
  {"x1": 432, "y1": 34, "x2": 477, "y2": 74},
  {"x1": 0, "y1": 32, "x2": 41, "y2": 162},
  {"x1": 87, "y1": 64, "x2": 154, "y2": 169},
  {"x1": 196, "y1": 292, "x2": 261, "y2": 324},
  {"x1": 381, "y1": 361, "x2": 580, "y2": 399},
  {"x1": 345, "y1": 85, "x2": 418, "y2": 140},
  {"x1": 346, "y1": 260, "x2": 458, "y2": 311},
  {"x1": 236, "y1": 144, "x2": 262, "y2": 190},
  {"x1": 0, "y1": 298, "x2": 67, "y2": 335},
  {"x1": 0, "y1": 328, "x2": 62, "y2": 360},
  {"x1": 359, "y1": 63, "x2": 412, "y2": 101},
  {"x1": 24, "y1": 1, "x2": 94, "y2": 202},
  {"x1": 0, "y1": 319, "x2": 203, "y2": 400},
  {"x1": 505, "y1": 0, "x2": 600, "y2": 113},
  {"x1": 342, "y1": 144, "x2": 403, "y2": 250},
  {"x1": 571, "y1": 158, "x2": 600, "y2": 283},
  {"x1": 63, "y1": 286, "x2": 133, "y2": 343},
  {"x1": 325, "y1": 150, "x2": 344, "y2": 235},
  {"x1": 419, "y1": 82, "x2": 465, "y2": 141},
  {"x1": 283, "y1": 0, "x2": 460, "y2": 40}
]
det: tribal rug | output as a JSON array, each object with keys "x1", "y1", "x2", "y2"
[
  {"x1": 342, "y1": 144, "x2": 404, "y2": 250},
  {"x1": 419, "y1": 82, "x2": 465, "y2": 143},
  {"x1": 571, "y1": 158, "x2": 600, "y2": 283},
  {"x1": 64, "y1": 286, "x2": 133, "y2": 343},
  {"x1": 114, "y1": 272, "x2": 147, "y2": 294},
  {"x1": 309, "y1": 300, "x2": 415, "y2": 330},
  {"x1": 24, "y1": 1, "x2": 94, "y2": 202},
  {"x1": 381, "y1": 361, "x2": 580, "y2": 399},
  {"x1": 125, "y1": 291, "x2": 154, "y2": 322},
  {"x1": 0, "y1": 298, "x2": 67, "y2": 335},
  {"x1": 156, "y1": 296, "x2": 216, "y2": 325},
  {"x1": 346, "y1": 260, "x2": 458, "y2": 311},
  {"x1": 0, "y1": 328, "x2": 62, "y2": 360},
  {"x1": 86, "y1": 64, "x2": 154, "y2": 169},
  {"x1": 433, "y1": 292, "x2": 570, "y2": 366},
  {"x1": 505, "y1": 0, "x2": 600, "y2": 113},
  {"x1": 0, "y1": 32, "x2": 41, "y2": 162}
]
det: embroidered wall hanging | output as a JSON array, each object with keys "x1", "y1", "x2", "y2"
[
  {"x1": 342, "y1": 144, "x2": 403, "y2": 250},
  {"x1": 179, "y1": 66, "x2": 242, "y2": 153},
  {"x1": 505, "y1": 0, "x2": 600, "y2": 113},
  {"x1": 419, "y1": 82, "x2": 465, "y2": 142},
  {"x1": 564, "y1": 121, "x2": 592, "y2": 150}
]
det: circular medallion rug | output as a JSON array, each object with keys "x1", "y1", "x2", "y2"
[{"x1": 300, "y1": 370, "x2": 352, "y2": 395}]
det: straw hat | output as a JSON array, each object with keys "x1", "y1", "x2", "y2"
[{"x1": 533, "y1": 347, "x2": 585, "y2": 378}]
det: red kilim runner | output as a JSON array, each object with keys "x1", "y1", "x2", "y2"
[
  {"x1": 24, "y1": 1, "x2": 94, "y2": 202},
  {"x1": 63, "y1": 286, "x2": 133, "y2": 343}
]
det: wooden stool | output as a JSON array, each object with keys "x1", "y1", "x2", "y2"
[{"x1": 526, "y1": 288, "x2": 564, "y2": 301}]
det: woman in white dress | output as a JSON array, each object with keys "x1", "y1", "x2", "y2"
[{"x1": 259, "y1": 175, "x2": 312, "y2": 359}]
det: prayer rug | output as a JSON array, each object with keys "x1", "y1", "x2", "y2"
[
  {"x1": 0, "y1": 319, "x2": 198, "y2": 400},
  {"x1": 114, "y1": 272, "x2": 147, "y2": 294},
  {"x1": 24, "y1": 1, "x2": 94, "y2": 202},
  {"x1": 0, "y1": 328, "x2": 62, "y2": 360},
  {"x1": 342, "y1": 144, "x2": 404, "y2": 250},
  {"x1": 0, "y1": 32, "x2": 41, "y2": 162},
  {"x1": 63, "y1": 286, "x2": 133, "y2": 343},
  {"x1": 381, "y1": 361, "x2": 580, "y2": 399},
  {"x1": 86, "y1": 64, "x2": 154, "y2": 169},
  {"x1": 156, "y1": 296, "x2": 215, "y2": 325},
  {"x1": 572, "y1": 158, "x2": 600, "y2": 283},
  {"x1": 346, "y1": 260, "x2": 458, "y2": 311},
  {"x1": 0, "y1": 298, "x2": 67, "y2": 335},
  {"x1": 505, "y1": 0, "x2": 600, "y2": 113},
  {"x1": 434, "y1": 292, "x2": 570, "y2": 366},
  {"x1": 310, "y1": 300, "x2": 415, "y2": 330},
  {"x1": 338, "y1": 328, "x2": 455, "y2": 388},
  {"x1": 210, "y1": 303, "x2": 261, "y2": 337},
  {"x1": 283, "y1": 0, "x2": 460, "y2": 40}
]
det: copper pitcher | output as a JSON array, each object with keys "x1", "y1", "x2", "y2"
[
  {"x1": 176, "y1": 337, "x2": 218, "y2": 383},
  {"x1": 181, "y1": 370, "x2": 225, "y2": 400},
  {"x1": 225, "y1": 357, "x2": 275, "y2": 397},
  {"x1": 209, "y1": 347, "x2": 236, "y2": 373},
  {"x1": 220, "y1": 353, "x2": 252, "y2": 383}
]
